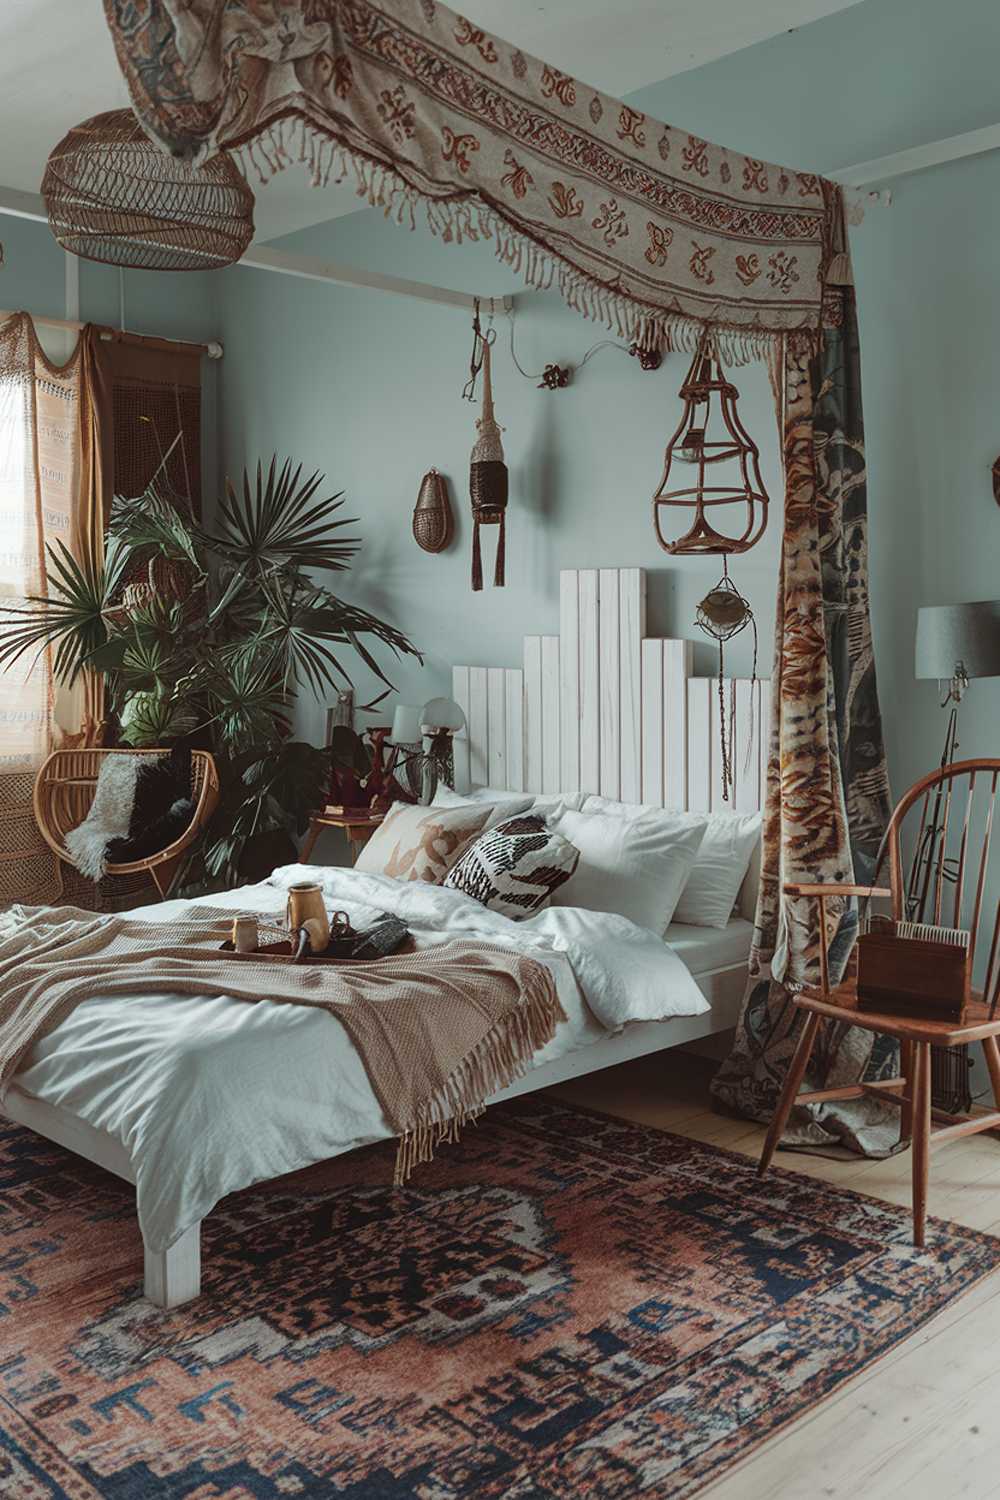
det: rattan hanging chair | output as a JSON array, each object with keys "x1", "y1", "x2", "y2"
[{"x1": 33, "y1": 748, "x2": 220, "y2": 900}]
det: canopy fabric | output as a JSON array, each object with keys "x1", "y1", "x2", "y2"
[{"x1": 102, "y1": 0, "x2": 840, "y2": 358}]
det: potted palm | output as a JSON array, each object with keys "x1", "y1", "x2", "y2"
[{"x1": 0, "y1": 458, "x2": 421, "y2": 886}]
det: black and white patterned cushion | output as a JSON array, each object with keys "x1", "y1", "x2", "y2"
[{"x1": 443, "y1": 813, "x2": 580, "y2": 919}]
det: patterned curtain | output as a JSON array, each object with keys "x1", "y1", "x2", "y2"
[{"x1": 710, "y1": 204, "x2": 896, "y2": 1155}]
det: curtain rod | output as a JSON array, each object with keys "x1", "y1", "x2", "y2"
[{"x1": 0, "y1": 309, "x2": 223, "y2": 360}]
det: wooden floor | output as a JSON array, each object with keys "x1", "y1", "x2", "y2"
[{"x1": 550, "y1": 1049, "x2": 1000, "y2": 1500}]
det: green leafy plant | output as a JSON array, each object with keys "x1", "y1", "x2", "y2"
[{"x1": 0, "y1": 458, "x2": 421, "y2": 886}]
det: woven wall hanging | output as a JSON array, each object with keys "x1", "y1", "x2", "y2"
[
  {"x1": 42, "y1": 109, "x2": 255, "y2": 272},
  {"x1": 652, "y1": 335, "x2": 768, "y2": 556},
  {"x1": 412, "y1": 468, "x2": 454, "y2": 553},
  {"x1": 469, "y1": 335, "x2": 508, "y2": 591}
]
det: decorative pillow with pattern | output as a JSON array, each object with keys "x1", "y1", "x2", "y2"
[
  {"x1": 443, "y1": 813, "x2": 580, "y2": 919},
  {"x1": 354, "y1": 800, "x2": 492, "y2": 883}
]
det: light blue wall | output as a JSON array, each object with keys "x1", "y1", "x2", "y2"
[
  {"x1": 215, "y1": 0, "x2": 1000, "y2": 814},
  {"x1": 0, "y1": 214, "x2": 223, "y2": 495},
  {"x1": 218, "y1": 225, "x2": 782, "y2": 741}
]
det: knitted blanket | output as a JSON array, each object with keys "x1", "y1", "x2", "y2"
[{"x1": 0, "y1": 905, "x2": 564, "y2": 1183}]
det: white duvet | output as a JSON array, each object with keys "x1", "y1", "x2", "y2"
[{"x1": 11, "y1": 864, "x2": 708, "y2": 1253}]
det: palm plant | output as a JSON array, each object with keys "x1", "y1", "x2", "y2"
[{"x1": 0, "y1": 459, "x2": 421, "y2": 886}]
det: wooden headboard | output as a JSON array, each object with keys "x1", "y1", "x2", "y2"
[{"x1": 452, "y1": 567, "x2": 770, "y2": 815}]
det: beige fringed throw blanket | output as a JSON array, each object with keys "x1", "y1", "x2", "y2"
[{"x1": 0, "y1": 906, "x2": 564, "y2": 1183}]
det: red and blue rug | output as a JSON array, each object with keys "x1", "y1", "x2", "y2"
[{"x1": 1, "y1": 1096, "x2": 997, "y2": 1498}]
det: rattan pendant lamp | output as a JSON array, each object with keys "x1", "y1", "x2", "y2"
[{"x1": 42, "y1": 109, "x2": 255, "y2": 271}]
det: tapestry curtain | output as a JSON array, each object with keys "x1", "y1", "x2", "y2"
[
  {"x1": 710, "y1": 221, "x2": 896, "y2": 1154},
  {"x1": 103, "y1": 0, "x2": 835, "y2": 360}
]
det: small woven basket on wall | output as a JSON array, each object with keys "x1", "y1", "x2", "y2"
[{"x1": 412, "y1": 469, "x2": 454, "y2": 553}]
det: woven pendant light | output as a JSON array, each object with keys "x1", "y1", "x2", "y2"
[
  {"x1": 42, "y1": 110, "x2": 255, "y2": 271},
  {"x1": 412, "y1": 468, "x2": 454, "y2": 553},
  {"x1": 469, "y1": 339, "x2": 508, "y2": 590},
  {"x1": 652, "y1": 334, "x2": 768, "y2": 556}
]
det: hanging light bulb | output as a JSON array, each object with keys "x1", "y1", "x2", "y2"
[{"x1": 652, "y1": 334, "x2": 769, "y2": 554}]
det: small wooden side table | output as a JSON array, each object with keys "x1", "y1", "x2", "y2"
[{"x1": 300, "y1": 807, "x2": 385, "y2": 865}]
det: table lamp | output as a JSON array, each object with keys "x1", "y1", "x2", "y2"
[
  {"x1": 419, "y1": 696, "x2": 467, "y2": 802},
  {"x1": 915, "y1": 599, "x2": 1000, "y2": 763},
  {"x1": 389, "y1": 703, "x2": 424, "y2": 798}
]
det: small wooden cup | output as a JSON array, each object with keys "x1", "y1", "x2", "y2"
[{"x1": 285, "y1": 882, "x2": 330, "y2": 951}]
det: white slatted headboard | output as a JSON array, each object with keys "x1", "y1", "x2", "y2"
[{"x1": 452, "y1": 567, "x2": 770, "y2": 815}]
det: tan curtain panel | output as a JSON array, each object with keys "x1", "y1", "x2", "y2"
[
  {"x1": 102, "y1": 0, "x2": 839, "y2": 361},
  {"x1": 97, "y1": 335, "x2": 202, "y2": 515}
]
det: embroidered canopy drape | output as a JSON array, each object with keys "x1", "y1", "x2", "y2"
[
  {"x1": 102, "y1": 0, "x2": 893, "y2": 1149},
  {"x1": 103, "y1": 0, "x2": 837, "y2": 359}
]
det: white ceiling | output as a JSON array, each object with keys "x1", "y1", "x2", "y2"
[{"x1": 0, "y1": 0, "x2": 865, "y2": 243}]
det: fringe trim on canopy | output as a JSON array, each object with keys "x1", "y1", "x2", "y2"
[
  {"x1": 238, "y1": 117, "x2": 820, "y2": 368},
  {"x1": 393, "y1": 960, "x2": 564, "y2": 1185}
]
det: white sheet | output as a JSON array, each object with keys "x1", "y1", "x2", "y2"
[
  {"x1": 12, "y1": 865, "x2": 708, "y2": 1253},
  {"x1": 663, "y1": 917, "x2": 754, "y2": 975}
]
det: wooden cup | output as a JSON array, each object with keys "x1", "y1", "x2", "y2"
[{"x1": 285, "y1": 882, "x2": 330, "y2": 951}]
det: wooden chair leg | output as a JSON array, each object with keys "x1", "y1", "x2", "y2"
[
  {"x1": 899, "y1": 1039, "x2": 914, "y2": 1144},
  {"x1": 911, "y1": 1041, "x2": 931, "y2": 1248},
  {"x1": 981, "y1": 1035, "x2": 1000, "y2": 1111},
  {"x1": 758, "y1": 1011, "x2": 822, "y2": 1178}
]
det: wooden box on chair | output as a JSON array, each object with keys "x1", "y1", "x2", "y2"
[{"x1": 856, "y1": 918, "x2": 972, "y2": 1024}]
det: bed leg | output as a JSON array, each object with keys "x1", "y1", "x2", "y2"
[{"x1": 143, "y1": 1223, "x2": 202, "y2": 1307}]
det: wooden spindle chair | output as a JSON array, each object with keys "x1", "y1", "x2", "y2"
[{"x1": 758, "y1": 758, "x2": 1000, "y2": 1246}]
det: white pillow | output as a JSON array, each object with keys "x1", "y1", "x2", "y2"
[
  {"x1": 672, "y1": 811, "x2": 762, "y2": 929},
  {"x1": 431, "y1": 785, "x2": 533, "y2": 826},
  {"x1": 434, "y1": 785, "x2": 585, "y2": 820},
  {"x1": 551, "y1": 807, "x2": 707, "y2": 935},
  {"x1": 582, "y1": 795, "x2": 762, "y2": 930}
]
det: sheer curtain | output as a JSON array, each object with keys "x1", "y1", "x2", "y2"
[{"x1": 0, "y1": 312, "x2": 93, "y2": 903}]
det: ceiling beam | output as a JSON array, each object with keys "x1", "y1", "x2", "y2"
[
  {"x1": 835, "y1": 121, "x2": 1000, "y2": 187},
  {"x1": 0, "y1": 185, "x2": 509, "y2": 313}
]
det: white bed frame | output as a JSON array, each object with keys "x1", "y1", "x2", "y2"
[{"x1": 3, "y1": 566, "x2": 768, "y2": 1308}]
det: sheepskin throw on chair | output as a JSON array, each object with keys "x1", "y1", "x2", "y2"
[{"x1": 103, "y1": 0, "x2": 893, "y2": 1151}]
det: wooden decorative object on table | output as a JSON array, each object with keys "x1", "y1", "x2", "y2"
[
  {"x1": 758, "y1": 757, "x2": 1000, "y2": 1248},
  {"x1": 652, "y1": 333, "x2": 768, "y2": 556},
  {"x1": 413, "y1": 469, "x2": 453, "y2": 553}
]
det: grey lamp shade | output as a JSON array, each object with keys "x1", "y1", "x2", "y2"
[{"x1": 915, "y1": 600, "x2": 1000, "y2": 680}]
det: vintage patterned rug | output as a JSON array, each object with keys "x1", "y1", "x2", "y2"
[{"x1": 2, "y1": 1096, "x2": 998, "y2": 1498}]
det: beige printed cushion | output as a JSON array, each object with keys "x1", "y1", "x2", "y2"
[{"x1": 354, "y1": 801, "x2": 493, "y2": 884}]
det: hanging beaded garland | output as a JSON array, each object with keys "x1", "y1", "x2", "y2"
[{"x1": 695, "y1": 562, "x2": 758, "y2": 801}]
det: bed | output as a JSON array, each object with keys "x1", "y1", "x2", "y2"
[
  {"x1": 1, "y1": 850, "x2": 757, "y2": 1308},
  {"x1": 2, "y1": 576, "x2": 765, "y2": 1306}
]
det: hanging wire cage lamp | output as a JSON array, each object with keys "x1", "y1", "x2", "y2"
[
  {"x1": 42, "y1": 110, "x2": 255, "y2": 272},
  {"x1": 652, "y1": 334, "x2": 769, "y2": 555}
]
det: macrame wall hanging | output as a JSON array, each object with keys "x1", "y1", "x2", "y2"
[
  {"x1": 653, "y1": 332, "x2": 769, "y2": 801},
  {"x1": 464, "y1": 304, "x2": 508, "y2": 591}
]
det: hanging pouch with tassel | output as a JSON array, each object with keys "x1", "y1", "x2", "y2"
[{"x1": 469, "y1": 338, "x2": 508, "y2": 590}]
